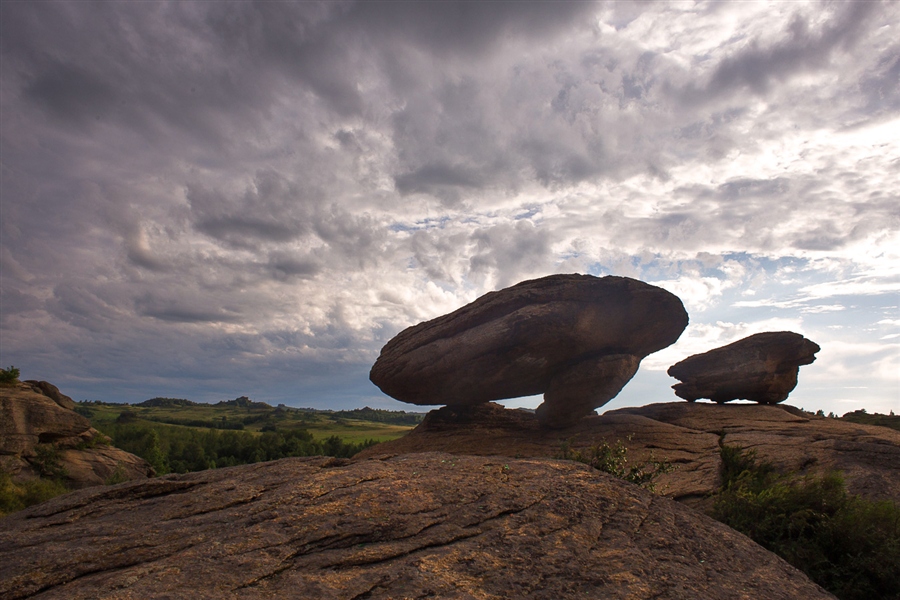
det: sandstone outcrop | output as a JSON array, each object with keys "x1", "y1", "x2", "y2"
[
  {"x1": 370, "y1": 274, "x2": 688, "y2": 428},
  {"x1": 0, "y1": 453, "x2": 834, "y2": 600},
  {"x1": 667, "y1": 331, "x2": 820, "y2": 404},
  {"x1": 0, "y1": 381, "x2": 153, "y2": 488},
  {"x1": 356, "y1": 402, "x2": 900, "y2": 508}
]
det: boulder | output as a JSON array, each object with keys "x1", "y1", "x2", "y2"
[
  {"x1": 0, "y1": 381, "x2": 154, "y2": 488},
  {"x1": 667, "y1": 331, "x2": 820, "y2": 404},
  {"x1": 0, "y1": 453, "x2": 834, "y2": 600},
  {"x1": 370, "y1": 274, "x2": 688, "y2": 428}
]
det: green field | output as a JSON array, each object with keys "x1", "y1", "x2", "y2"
[
  {"x1": 77, "y1": 397, "x2": 423, "y2": 444},
  {"x1": 68, "y1": 397, "x2": 425, "y2": 476}
]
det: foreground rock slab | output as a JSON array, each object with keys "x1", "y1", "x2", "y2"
[
  {"x1": 371, "y1": 274, "x2": 688, "y2": 428},
  {"x1": 0, "y1": 381, "x2": 153, "y2": 487},
  {"x1": 357, "y1": 402, "x2": 900, "y2": 508},
  {"x1": 0, "y1": 453, "x2": 833, "y2": 600},
  {"x1": 667, "y1": 332, "x2": 820, "y2": 404}
]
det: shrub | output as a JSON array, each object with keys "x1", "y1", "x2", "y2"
[
  {"x1": 74, "y1": 404, "x2": 95, "y2": 418},
  {"x1": 0, "y1": 468, "x2": 70, "y2": 517},
  {"x1": 558, "y1": 436, "x2": 674, "y2": 492},
  {"x1": 0, "y1": 366, "x2": 20, "y2": 384},
  {"x1": 712, "y1": 444, "x2": 900, "y2": 600},
  {"x1": 104, "y1": 462, "x2": 130, "y2": 485},
  {"x1": 74, "y1": 433, "x2": 110, "y2": 450},
  {"x1": 30, "y1": 444, "x2": 68, "y2": 480}
]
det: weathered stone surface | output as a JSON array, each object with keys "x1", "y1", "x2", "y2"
[
  {"x1": 0, "y1": 382, "x2": 92, "y2": 456},
  {"x1": 371, "y1": 274, "x2": 688, "y2": 427},
  {"x1": 24, "y1": 380, "x2": 77, "y2": 410},
  {"x1": 0, "y1": 381, "x2": 153, "y2": 488},
  {"x1": 0, "y1": 453, "x2": 834, "y2": 600},
  {"x1": 356, "y1": 402, "x2": 900, "y2": 509},
  {"x1": 615, "y1": 402, "x2": 900, "y2": 506},
  {"x1": 667, "y1": 331, "x2": 820, "y2": 404}
]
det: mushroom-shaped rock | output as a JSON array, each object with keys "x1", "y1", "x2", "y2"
[
  {"x1": 667, "y1": 331, "x2": 820, "y2": 404},
  {"x1": 370, "y1": 274, "x2": 688, "y2": 428}
]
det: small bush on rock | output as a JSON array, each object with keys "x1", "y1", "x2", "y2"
[
  {"x1": 104, "y1": 462, "x2": 130, "y2": 485},
  {"x1": 559, "y1": 437, "x2": 674, "y2": 492},
  {"x1": 0, "y1": 366, "x2": 20, "y2": 384},
  {"x1": 712, "y1": 444, "x2": 900, "y2": 600}
]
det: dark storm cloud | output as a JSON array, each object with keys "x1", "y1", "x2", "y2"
[
  {"x1": 2, "y1": 2, "x2": 288, "y2": 153},
  {"x1": 186, "y1": 173, "x2": 314, "y2": 248},
  {"x1": 4, "y1": 0, "x2": 597, "y2": 136},
  {"x1": 46, "y1": 282, "x2": 129, "y2": 334},
  {"x1": 23, "y1": 60, "x2": 118, "y2": 127},
  {"x1": 195, "y1": 217, "x2": 302, "y2": 248},
  {"x1": 0, "y1": 287, "x2": 41, "y2": 324},
  {"x1": 347, "y1": 0, "x2": 598, "y2": 55},
  {"x1": 681, "y1": 1, "x2": 880, "y2": 101},
  {"x1": 137, "y1": 303, "x2": 242, "y2": 325},
  {"x1": 394, "y1": 163, "x2": 484, "y2": 196},
  {"x1": 268, "y1": 253, "x2": 322, "y2": 281}
]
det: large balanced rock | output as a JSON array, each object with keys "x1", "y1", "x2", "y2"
[
  {"x1": 0, "y1": 381, "x2": 153, "y2": 488},
  {"x1": 667, "y1": 331, "x2": 820, "y2": 404},
  {"x1": 356, "y1": 402, "x2": 900, "y2": 509},
  {"x1": 0, "y1": 453, "x2": 834, "y2": 599},
  {"x1": 370, "y1": 274, "x2": 688, "y2": 428}
]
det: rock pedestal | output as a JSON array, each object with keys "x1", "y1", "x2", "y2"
[{"x1": 370, "y1": 274, "x2": 688, "y2": 428}]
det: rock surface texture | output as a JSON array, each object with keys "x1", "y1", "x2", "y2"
[
  {"x1": 667, "y1": 331, "x2": 820, "y2": 404},
  {"x1": 356, "y1": 402, "x2": 900, "y2": 509},
  {"x1": 0, "y1": 453, "x2": 834, "y2": 600},
  {"x1": 0, "y1": 381, "x2": 153, "y2": 488},
  {"x1": 370, "y1": 274, "x2": 688, "y2": 428}
]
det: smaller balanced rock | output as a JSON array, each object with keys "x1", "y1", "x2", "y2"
[
  {"x1": 667, "y1": 331, "x2": 820, "y2": 404},
  {"x1": 370, "y1": 274, "x2": 688, "y2": 428}
]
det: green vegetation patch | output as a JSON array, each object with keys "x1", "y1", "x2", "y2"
[
  {"x1": 712, "y1": 444, "x2": 900, "y2": 600},
  {"x1": 840, "y1": 409, "x2": 900, "y2": 433},
  {"x1": 98, "y1": 422, "x2": 380, "y2": 475},
  {"x1": 0, "y1": 366, "x2": 20, "y2": 385},
  {"x1": 558, "y1": 436, "x2": 674, "y2": 492},
  {"x1": 0, "y1": 470, "x2": 70, "y2": 517}
]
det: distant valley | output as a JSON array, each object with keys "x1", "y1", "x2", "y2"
[{"x1": 78, "y1": 396, "x2": 424, "y2": 442}]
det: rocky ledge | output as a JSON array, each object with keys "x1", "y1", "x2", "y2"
[
  {"x1": 0, "y1": 381, "x2": 153, "y2": 488},
  {"x1": 0, "y1": 453, "x2": 833, "y2": 599},
  {"x1": 356, "y1": 402, "x2": 900, "y2": 508}
]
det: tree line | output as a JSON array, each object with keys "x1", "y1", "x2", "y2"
[{"x1": 98, "y1": 423, "x2": 378, "y2": 475}]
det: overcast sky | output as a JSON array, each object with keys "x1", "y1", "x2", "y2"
[{"x1": 1, "y1": 1, "x2": 897, "y2": 416}]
